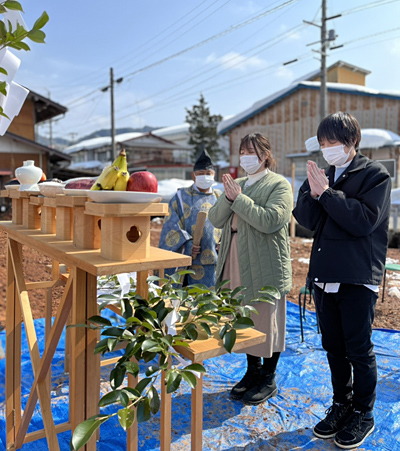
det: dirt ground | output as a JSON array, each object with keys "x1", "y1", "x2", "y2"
[{"x1": 0, "y1": 217, "x2": 399, "y2": 330}]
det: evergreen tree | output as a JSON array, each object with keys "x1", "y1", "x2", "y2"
[{"x1": 185, "y1": 94, "x2": 223, "y2": 162}]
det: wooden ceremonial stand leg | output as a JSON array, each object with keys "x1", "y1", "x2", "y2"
[
  {"x1": 127, "y1": 271, "x2": 149, "y2": 451},
  {"x1": 160, "y1": 357, "x2": 172, "y2": 451},
  {"x1": 191, "y1": 364, "x2": 203, "y2": 451},
  {"x1": 7, "y1": 239, "x2": 60, "y2": 451},
  {"x1": 5, "y1": 240, "x2": 22, "y2": 449},
  {"x1": 70, "y1": 267, "x2": 100, "y2": 451}
]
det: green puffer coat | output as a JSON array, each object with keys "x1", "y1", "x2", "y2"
[{"x1": 208, "y1": 172, "x2": 293, "y2": 302}]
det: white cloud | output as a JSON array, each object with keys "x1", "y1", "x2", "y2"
[
  {"x1": 206, "y1": 51, "x2": 267, "y2": 72},
  {"x1": 274, "y1": 65, "x2": 294, "y2": 81}
]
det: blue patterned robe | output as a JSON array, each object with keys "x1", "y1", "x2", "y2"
[{"x1": 158, "y1": 184, "x2": 222, "y2": 288}]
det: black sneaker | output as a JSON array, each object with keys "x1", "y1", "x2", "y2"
[
  {"x1": 242, "y1": 370, "x2": 278, "y2": 405},
  {"x1": 230, "y1": 365, "x2": 259, "y2": 400},
  {"x1": 313, "y1": 402, "x2": 353, "y2": 439},
  {"x1": 334, "y1": 411, "x2": 375, "y2": 449}
]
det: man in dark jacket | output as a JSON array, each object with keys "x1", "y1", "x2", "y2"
[{"x1": 293, "y1": 112, "x2": 391, "y2": 449}]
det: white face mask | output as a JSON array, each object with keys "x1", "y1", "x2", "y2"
[
  {"x1": 195, "y1": 175, "x2": 214, "y2": 189},
  {"x1": 240, "y1": 155, "x2": 264, "y2": 174},
  {"x1": 322, "y1": 144, "x2": 351, "y2": 167}
]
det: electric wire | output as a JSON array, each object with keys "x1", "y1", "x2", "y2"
[{"x1": 62, "y1": 0, "x2": 300, "y2": 107}]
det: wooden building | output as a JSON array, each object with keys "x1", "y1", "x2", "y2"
[
  {"x1": 0, "y1": 89, "x2": 71, "y2": 188},
  {"x1": 218, "y1": 61, "x2": 400, "y2": 178}
]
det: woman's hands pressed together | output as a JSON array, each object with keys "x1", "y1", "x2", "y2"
[
  {"x1": 307, "y1": 160, "x2": 329, "y2": 199},
  {"x1": 223, "y1": 173, "x2": 241, "y2": 202}
]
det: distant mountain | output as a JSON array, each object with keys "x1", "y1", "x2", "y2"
[
  {"x1": 77, "y1": 126, "x2": 160, "y2": 142},
  {"x1": 38, "y1": 126, "x2": 163, "y2": 151}
]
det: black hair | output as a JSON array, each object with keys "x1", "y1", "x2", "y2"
[
  {"x1": 239, "y1": 133, "x2": 276, "y2": 169},
  {"x1": 317, "y1": 112, "x2": 361, "y2": 150}
]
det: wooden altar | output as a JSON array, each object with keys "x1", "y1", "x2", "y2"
[{"x1": 0, "y1": 189, "x2": 266, "y2": 451}]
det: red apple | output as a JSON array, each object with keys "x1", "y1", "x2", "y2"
[
  {"x1": 40, "y1": 172, "x2": 47, "y2": 181},
  {"x1": 127, "y1": 171, "x2": 158, "y2": 193}
]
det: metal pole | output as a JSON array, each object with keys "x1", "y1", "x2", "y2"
[
  {"x1": 320, "y1": 0, "x2": 327, "y2": 120},
  {"x1": 110, "y1": 67, "x2": 116, "y2": 159}
]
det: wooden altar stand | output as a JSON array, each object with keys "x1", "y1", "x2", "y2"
[{"x1": 1, "y1": 191, "x2": 266, "y2": 451}]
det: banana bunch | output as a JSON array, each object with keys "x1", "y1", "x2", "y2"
[{"x1": 91, "y1": 149, "x2": 130, "y2": 191}]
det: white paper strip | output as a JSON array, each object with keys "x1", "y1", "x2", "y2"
[
  {"x1": 0, "y1": 48, "x2": 21, "y2": 83},
  {"x1": 2, "y1": 9, "x2": 27, "y2": 31},
  {"x1": 0, "y1": 81, "x2": 29, "y2": 136}
]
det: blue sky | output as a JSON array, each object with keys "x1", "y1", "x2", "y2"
[{"x1": 12, "y1": 0, "x2": 400, "y2": 141}]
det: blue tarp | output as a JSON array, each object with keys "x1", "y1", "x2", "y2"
[{"x1": 0, "y1": 301, "x2": 399, "y2": 450}]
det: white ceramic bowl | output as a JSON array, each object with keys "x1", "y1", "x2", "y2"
[{"x1": 39, "y1": 182, "x2": 65, "y2": 197}]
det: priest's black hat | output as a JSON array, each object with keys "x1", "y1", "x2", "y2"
[{"x1": 193, "y1": 148, "x2": 214, "y2": 171}]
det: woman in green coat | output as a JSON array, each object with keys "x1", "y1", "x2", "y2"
[{"x1": 208, "y1": 133, "x2": 292, "y2": 405}]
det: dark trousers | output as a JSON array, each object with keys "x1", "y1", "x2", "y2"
[{"x1": 313, "y1": 283, "x2": 378, "y2": 412}]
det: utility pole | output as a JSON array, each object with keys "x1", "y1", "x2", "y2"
[
  {"x1": 110, "y1": 67, "x2": 116, "y2": 159},
  {"x1": 101, "y1": 68, "x2": 123, "y2": 159},
  {"x1": 320, "y1": 0, "x2": 327, "y2": 120},
  {"x1": 301, "y1": 1, "x2": 341, "y2": 121}
]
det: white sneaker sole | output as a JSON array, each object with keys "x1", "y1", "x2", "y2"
[
  {"x1": 313, "y1": 429, "x2": 337, "y2": 439},
  {"x1": 334, "y1": 424, "x2": 375, "y2": 449}
]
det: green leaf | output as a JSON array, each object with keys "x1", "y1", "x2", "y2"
[
  {"x1": 121, "y1": 298, "x2": 133, "y2": 319},
  {"x1": 231, "y1": 286, "x2": 246, "y2": 297},
  {"x1": 145, "y1": 365, "x2": 160, "y2": 377},
  {"x1": 196, "y1": 303, "x2": 218, "y2": 316},
  {"x1": 148, "y1": 386, "x2": 160, "y2": 414},
  {"x1": 166, "y1": 371, "x2": 182, "y2": 394},
  {"x1": 9, "y1": 41, "x2": 30, "y2": 51},
  {"x1": 126, "y1": 317, "x2": 142, "y2": 325},
  {"x1": 101, "y1": 327, "x2": 123, "y2": 337},
  {"x1": 121, "y1": 387, "x2": 140, "y2": 400},
  {"x1": 32, "y1": 11, "x2": 49, "y2": 30},
  {"x1": 181, "y1": 370, "x2": 197, "y2": 389},
  {"x1": 160, "y1": 335, "x2": 173, "y2": 347},
  {"x1": 184, "y1": 363, "x2": 206, "y2": 373},
  {"x1": 137, "y1": 398, "x2": 151, "y2": 423},
  {"x1": 110, "y1": 365, "x2": 126, "y2": 389},
  {"x1": 70, "y1": 415, "x2": 109, "y2": 450},
  {"x1": 199, "y1": 322, "x2": 212, "y2": 337},
  {"x1": 27, "y1": 29, "x2": 45, "y2": 43},
  {"x1": 140, "y1": 321, "x2": 154, "y2": 332},
  {"x1": 94, "y1": 338, "x2": 109, "y2": 355},
  {"x1": 88, "y1": 315, "x2": 112, "y2": 327},
  {"x1": 216, "y1": 279, "x2": 231, "y2": 291},
  {"x1": 201, "y1": 315, "x2": 218, "y2": 325},
  {"x1": 122, "y1": 329, "x2": 135, "y2": 340},
  {"x1": 107, "y1": 338, "x2": 117, "y2": 352},
  {"x1": 219, "y1": 323, "x2": 229, "y2": 339},
  {"x1": 0, "y1": 6, "x2": 7, "y2": 14},
  {"x1": 119, "y1": 390, "x2": 130, "y2": 407},
  {"x1": 142, "y1": 339, "x2": 158, "y2": 353},
  {"x1": 223, "y1": 328, "x2": 236, "y2": 354},
  {"x1": 0, "y1": 67, "x2": 8, "y2": 75},
  {"x1": 147, "y1": 275, "x2": 163, "y2": 282},
  {"x1": 3, "y1": 1, "x2": 23, "y2": 11},
  {"x1": 232, "y1": 317, "x2": 254, "y2": 329},
  {"x1": 123, "y1": 361, "x2": 139, "y2": 376},
  {"x1": 98, "y1": 390, "x2": 121, "y2": 407},
  {"x1": 135, "y1": 377, "x2": 152, "y2": 395},
  {"x1": 118, "y1": 407, "x2": 135, "y2": 431}
]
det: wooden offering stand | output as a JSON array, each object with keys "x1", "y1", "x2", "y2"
[{"x1": 0, "y1": 191, "x2": 266, "y2": 451}]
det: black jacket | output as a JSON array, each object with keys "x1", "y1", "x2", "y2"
[{"x1": 293, "y1": 153, "x2": 391, "y2": 285}]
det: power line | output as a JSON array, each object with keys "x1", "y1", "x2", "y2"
[
  {"x1": 62, "y1": 0, "x2": 300, "y2": 108},
  {"x1": 46, "y1": 0, "x2": 214, "y2": 91},
  {"x1": 121, "y1": 0, "x2": 300, "y2": 82},
  {"x1": 341, "y1": 0, "x2": 400, "y2": 15}
]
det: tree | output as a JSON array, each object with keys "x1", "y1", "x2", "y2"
[
  {"x1": 185, "y1": 94, "x2": 223, "y2": 163},
  {"x1": 0, "y1": 1, "x2": 49, "y2": 118}
]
